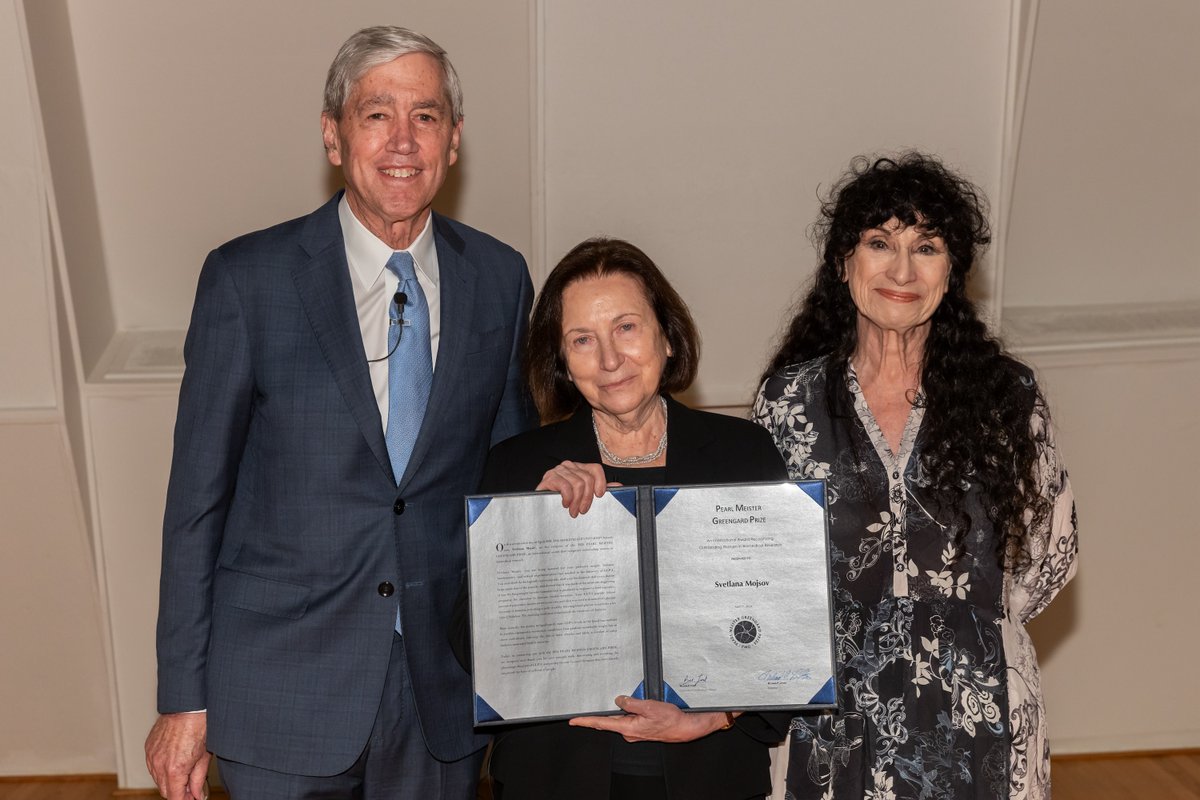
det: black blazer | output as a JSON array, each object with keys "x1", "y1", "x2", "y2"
[{"x1": 455, "y1": 396, "x2": 792, "y2": 800}]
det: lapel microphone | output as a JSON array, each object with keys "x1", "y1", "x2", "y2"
[{"x1": 367, "y1": 292, "x2": 410, "y2": 363}]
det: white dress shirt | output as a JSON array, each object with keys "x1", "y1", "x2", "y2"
[{"x1": 338, "y1": 196, "x2": 442, "y2": 433}]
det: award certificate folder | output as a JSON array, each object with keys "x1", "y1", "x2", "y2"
[{"x1": 465, "y1": 480, "x2": 835, "y2": 725}]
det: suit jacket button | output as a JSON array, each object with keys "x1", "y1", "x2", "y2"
[
  {"x1": 393, "y1": 498, "x2": 406, "y2": 515},
  {"x1": 378, "y1": 581, "x2": 395, "y2": 597}
]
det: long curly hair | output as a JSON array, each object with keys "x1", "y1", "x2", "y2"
[{"x1": 761, "y1": 152, "x2": 1047, "y2": 571}]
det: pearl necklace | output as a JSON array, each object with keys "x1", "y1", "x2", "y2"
[{"x1": 592, "y1": 397, "x2": 669, "y2": 466}]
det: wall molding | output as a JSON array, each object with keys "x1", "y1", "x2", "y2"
[
  {"x1": 89, "y1": 329, "x2": 185, "y2": 385},
  {"x1": 0, "y1": 408, "x2": 61, "y2": 426},
  {"x1": 1004, "y1": 300, "x2": 1200, "y2": 367},
  {"x1": 992, "y1": 0, "x2": 1040, "y2": 327}
]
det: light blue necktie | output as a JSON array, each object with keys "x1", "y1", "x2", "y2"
[
  {"x1": 385, "y1": 252, "x2": 431, "y2": 635},
  {"x1": 384, "y1": 251, "x2": 432, "y2": 485}
]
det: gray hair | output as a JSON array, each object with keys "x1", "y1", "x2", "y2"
[{"x1": 323, "y1": 26, "x2": 463, "y2": 124}]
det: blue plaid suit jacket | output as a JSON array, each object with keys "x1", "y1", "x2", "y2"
[{"x1": 156, "y1": 193, "x2": 536, "y2": 774}]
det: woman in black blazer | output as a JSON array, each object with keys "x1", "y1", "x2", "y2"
[{"x1": 453, "y1": 238, "x2": 791, "y2": 800}]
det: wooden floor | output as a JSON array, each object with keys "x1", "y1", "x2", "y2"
[
  {"x1": 1051, "y1": 751, "x2": 1200, "y2": 798},
  {"x1": 1, "y1": 752, "x2": 1197, "y2": 799}
]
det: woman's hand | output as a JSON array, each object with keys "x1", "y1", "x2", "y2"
[
  {"x1": 536, "y1": 460, "x2": 614, "y2": 517},
  {"x1": 568, "y1": 696, "x2": 736, "y2": 743}
]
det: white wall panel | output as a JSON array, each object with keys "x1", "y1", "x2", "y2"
[
  {"x1": 64, "y1": 0, "x2": 532, "y2": 333},
  {"x1": 1026, "y1": 352, "x2": 1200, "y2": 753},
  {"x1": 22, "y1": 0, "x2": 117, "y2": 376},
  {"x1": 0, "y1": 422, "x2": 114, "y2": 775},
  {"x1": 1005, "y1": 0, "x2": 1200, "y2": 307},
  {"x1": 542, "y1": 1, "x2": 1011, "y2": 405},
  {"x1": 0, "y1": 0, "x2": 57, "y2": 409},
  {"x1": 86, "y1": 389, "x2": 179, "y2": 787}
]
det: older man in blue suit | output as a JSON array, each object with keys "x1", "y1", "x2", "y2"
[{"x1": 144, "y1": 26, "x2": 536, "y2": 800}]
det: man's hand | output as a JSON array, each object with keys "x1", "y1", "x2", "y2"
[
  {"x1": 568, "y1": 696, "x2": 735, "y2": 743},
  {"x1": 145, "y1": 712, "x2": 211, "y2": 800},
  {"x1": 536, "y1": 460, "x2": 614, "y2": 517}
]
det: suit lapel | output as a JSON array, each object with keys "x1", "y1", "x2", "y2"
[
  {"x1": 292, "y1": 196, "x2": 393, "y2": 479},
  {"x1": 663, "y1": 398, "x2": 716, "y2": 485},
  {"x1": 397, "y1": 214, "x2": 476, "y2": 489}
]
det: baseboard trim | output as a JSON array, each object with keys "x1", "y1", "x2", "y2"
[
  {"x1": 0, "y1": 773, "x2": 116, "y2": 782},
  {"x1": 1053, "y1": 746, "x2": 1200, "y2": 762},
  {"x1": 111, "y1": 789, "x2": 226, "y2": 798},
  {"x1": 0, "y1": 774, "x2": 226, "y2": 798},
  {"x1": 1052, "y1": 731, "x2": 1200, "y2": 756},
  {"x1": 111, "y1": 792, "x2": 227, "y2": 798}
]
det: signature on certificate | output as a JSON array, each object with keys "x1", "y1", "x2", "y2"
[
  {"x1": 756, "y1": 668, "x2": 812, "y2": 684},
  {"x1": 679, "y1": 673, "x2": 709, "y2": 688}
]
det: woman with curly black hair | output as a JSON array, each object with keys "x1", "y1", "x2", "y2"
[{"x1": 752, "y1": 152, "x2": 1077, "y2": 800}]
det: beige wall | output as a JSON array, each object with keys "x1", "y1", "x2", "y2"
[
  {"x1": 3, "y1": 0, "x2": 1198, "y2": 786},
  {"x1": 0, "y1": 418, "x2": 115, "y2": 774},
  {"x1": 1025, "y1": 349, "x2": 1200, "y2": 753},
  {"x1": 1005, "y1": 0, "x2": 1200, "y2": 308},
  {"x1": 0, "y1": 0, "x2": 57, "y2": 410},
  {"x1": 57, "y1": 0, "x2": 533, "y2": 363},
  {"x1": 1, "y1": 0, "x2": 115, "y2": 777},
  {"x1": 1002, "y1": 0, "x2": 1200, "y2": 754},
  {"x1": 541, "y1": 2, "x2": 1012, "y2": 406}
]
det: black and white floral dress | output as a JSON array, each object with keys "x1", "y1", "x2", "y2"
[{"x1": 752, "y1": 357, "x2": 1077, "y2": 800}]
